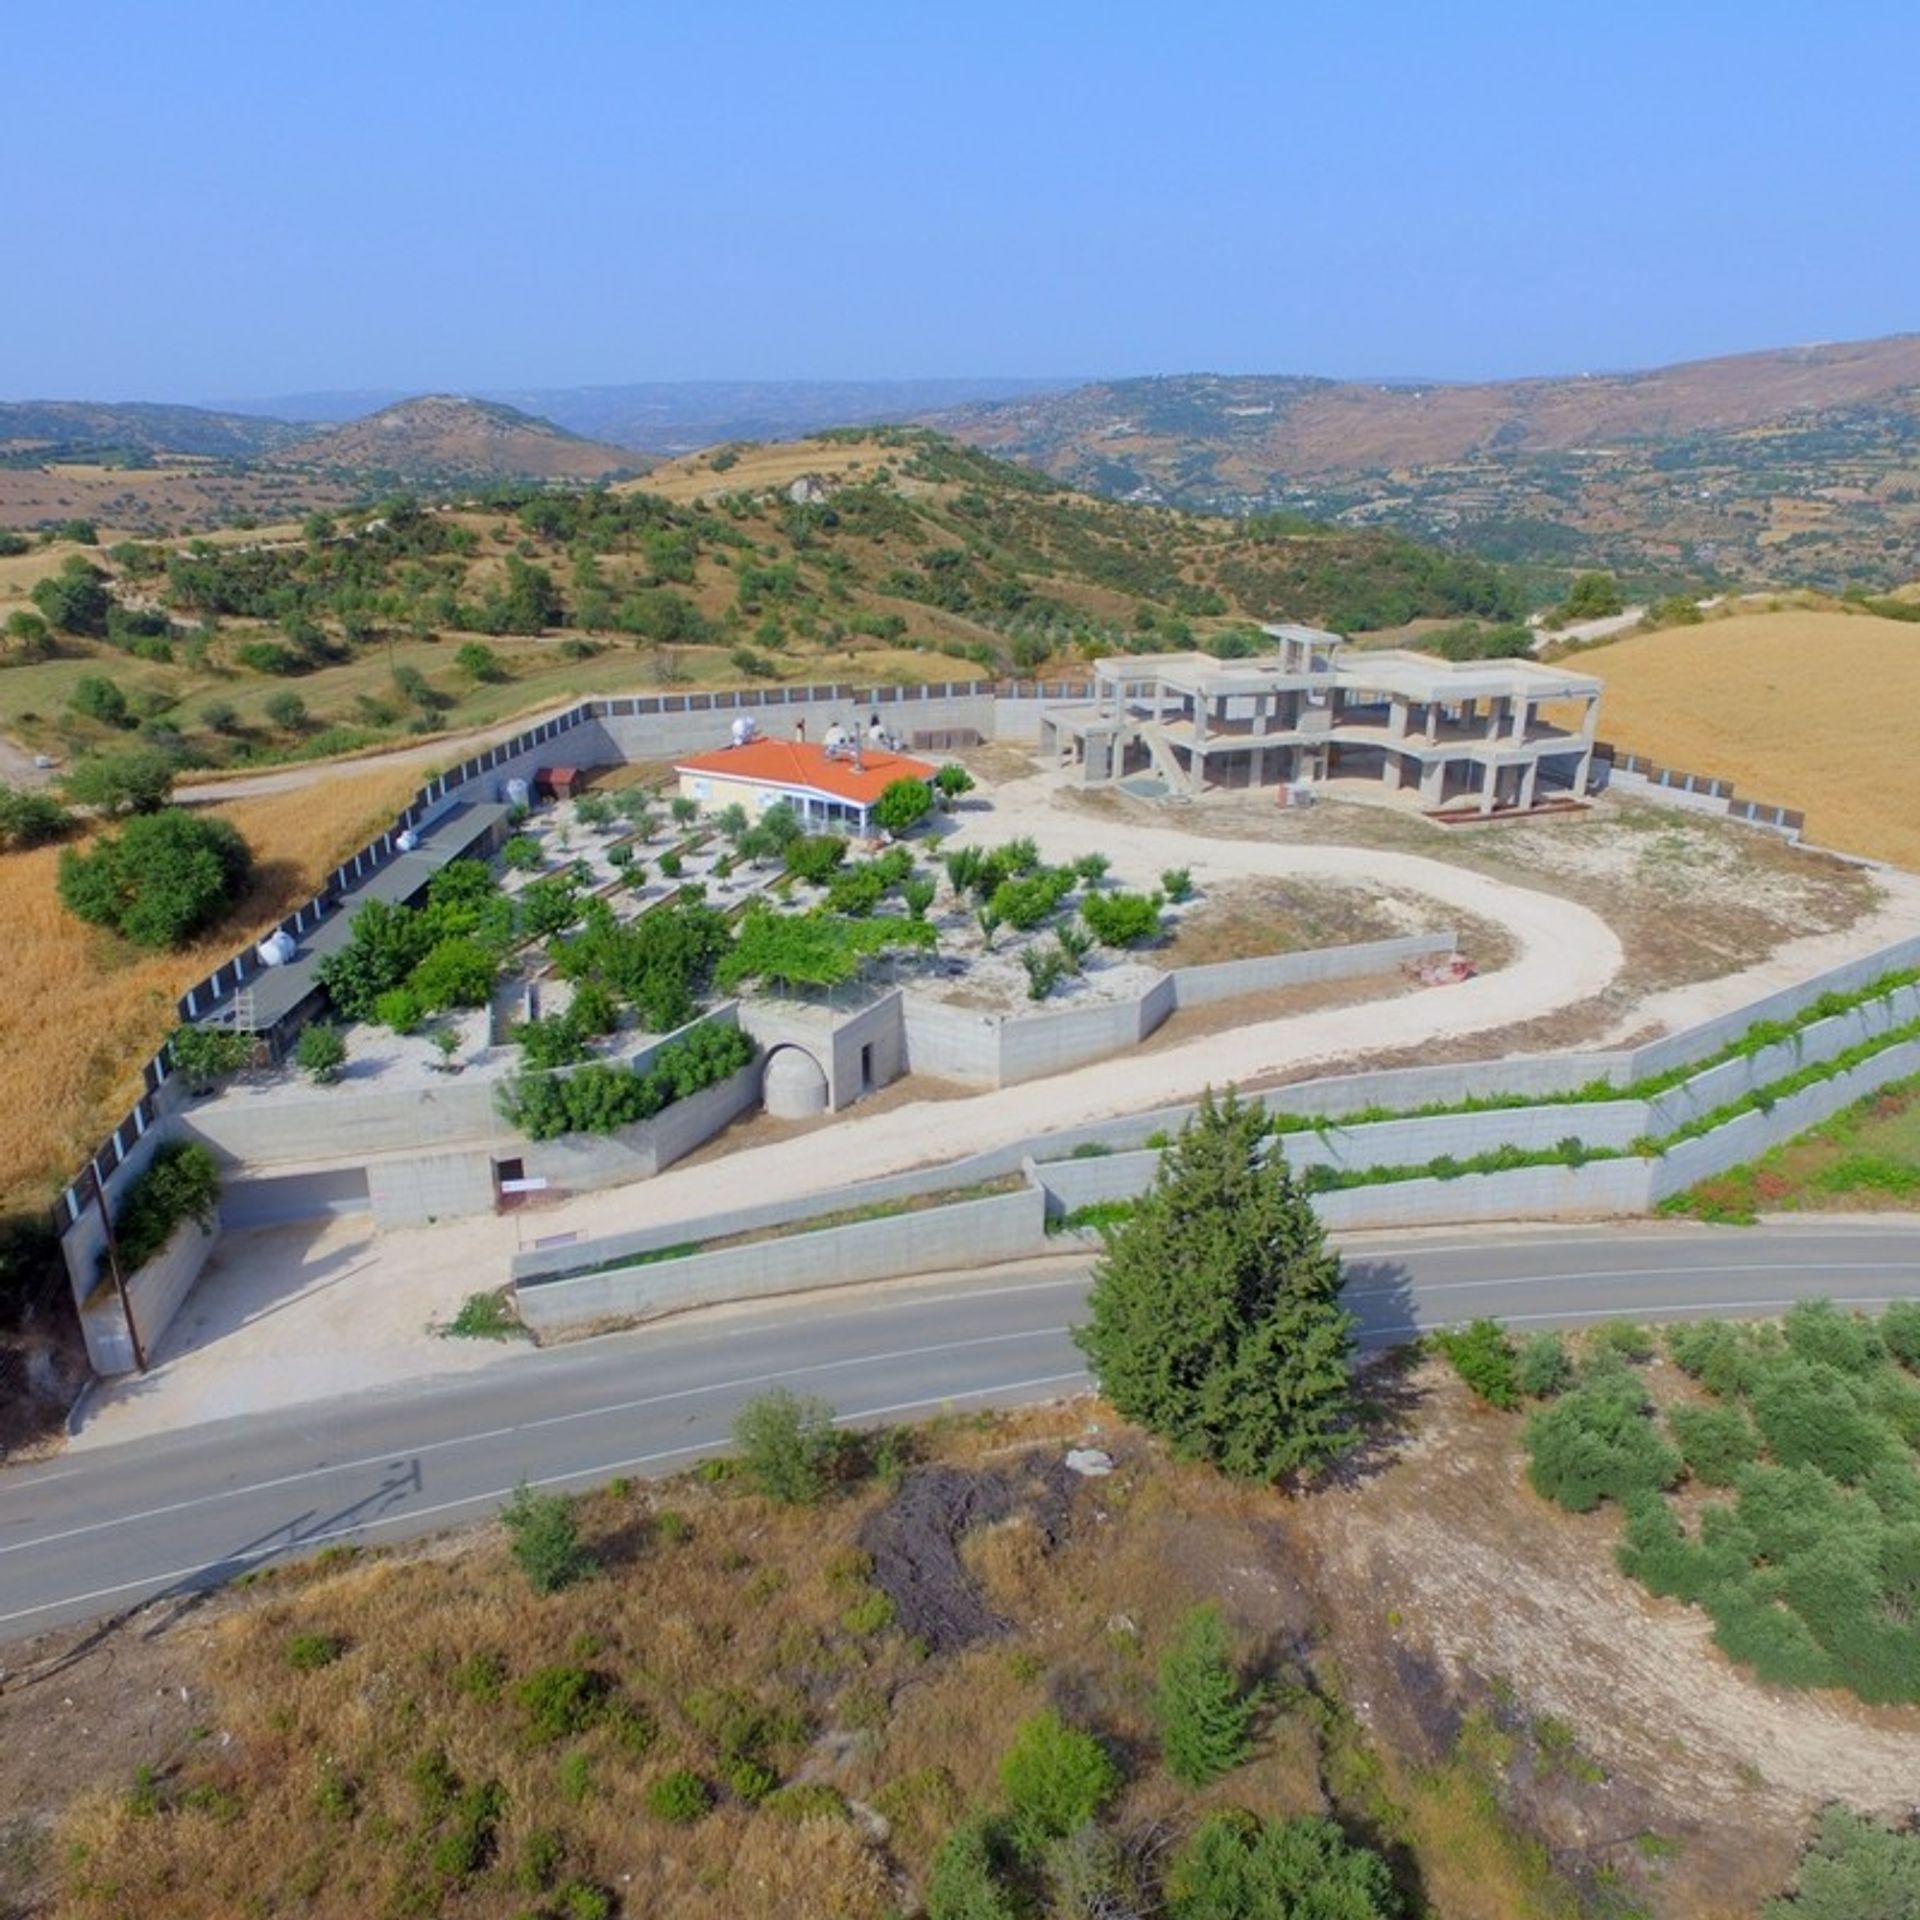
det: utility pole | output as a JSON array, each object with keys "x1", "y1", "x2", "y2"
[{"x1": 86, "y1": 1166, "x2": 146, "y2": 1374}]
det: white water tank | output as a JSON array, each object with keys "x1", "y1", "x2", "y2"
[
  {"x1": 256, "y1": 930, "x2": 296, "y2": 967},
  {"x1": 395, "y1": 828, "x2": 419, "y2": 852},
  {"x1": 502, "y1": 777, "x2": 531, "y2": 809},
  {"x1": 730, "y1": 716, "x2": 761, "y2": 748}
]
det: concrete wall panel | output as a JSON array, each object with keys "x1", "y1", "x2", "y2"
[
  {"x1": 516, "y1": 1185, "x2": 1046, "y2": 1333},
  {"x1": 82, "y1": 1217, "x2": 217, "y2": 1375}
]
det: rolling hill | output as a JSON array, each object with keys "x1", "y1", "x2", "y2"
[
  {"x1": 0, "y1": 399, "x2": 307, "y2": 464},
  {"x1": 270, "y1": 395, "x2": 644, "y2": 483},
  {"x1": 939, "y1": 335, "x2": 1920, "y2": 589}
]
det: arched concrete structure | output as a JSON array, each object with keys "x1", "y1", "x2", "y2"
[{"x1": 763, "y1": 1043, "x2": 830, "y2": 1119}]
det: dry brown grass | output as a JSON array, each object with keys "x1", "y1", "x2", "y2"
[
  {"x1": 30, "y1": 1402, "x2": 1647, "y2": 1920},
  {"x1": 0, "y1": 769, "x2": 419, "y2": 1218},
  {"x1": 1579, "y1": 608, "x2": 1920, "y2": 867}
]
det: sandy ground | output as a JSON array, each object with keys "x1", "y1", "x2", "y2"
[{"x1": 70, "y1": 764, "x2": 1920, "y2": 1448}]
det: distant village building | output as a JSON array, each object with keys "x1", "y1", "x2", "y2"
[{"x1": 1043, "y1": 624, "x2": 1603, "y2": 814}]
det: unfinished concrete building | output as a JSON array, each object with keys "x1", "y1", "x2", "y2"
[{"x1": 1042, "y1": 624, "x2": 1603, "y2": 814}]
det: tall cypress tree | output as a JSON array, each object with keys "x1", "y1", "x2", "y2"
[{"x1": 1073, "y1": 1087, "x2": 1357, "y2": 1479}]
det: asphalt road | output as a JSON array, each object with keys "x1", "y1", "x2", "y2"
[{"x1": 3, "y1": 1222, "x2": 1916, "y2": 1644}]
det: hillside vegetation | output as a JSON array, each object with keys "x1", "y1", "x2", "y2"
[
  {"x1": 940, "y1": 335, "x2": 1920, "y2": 590},
  {"x1": 0, "y1": 430, "x2": 1526, "y2": 775}
]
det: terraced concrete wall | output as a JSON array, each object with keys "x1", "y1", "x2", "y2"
[{"x1": 515, "y1": 1185, "x2": 1046, "y2": 1333}]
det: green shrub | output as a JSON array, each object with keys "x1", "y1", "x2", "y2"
[
  {"x1": 294, "y1": 1023, "x2": 346, "y2": 1085},
  {"x1": 1514, "y1": 1331, "x2": 1573, "y2": 1398},
  {"x1": 1783, "y1": 1297, "x2": 1887, "y2": 1376},
  {"x1": 1166, "y1": 1811, "x2": 1402, "y2": 1919},
  {"x1": 0, "y1": 785, "x2": 76, "y2": 849},
  {"x1": 500, "y1": 1485, "x2": 596, "y2": 1594},
  {"x1": 166, "y1": 1022, "x2": 253, "y2": 1092},
  {"x1": 1156, "y1": 1603, "x2": 1256, "y2": 1786},
  {"x1": 57, "y1": 808, "x2": 252, "y2": 948},
  {"x1": 926, "y1": 1819, "x2": 1020, "y2": 1920},
  {"x1": 514, "y1": 1665, "x2": 609, "y2": 1743},
  {"x1": 1762, "y1": 1804, "x2": 1920, "y2": 1917},
  {"x1": 1669, "y1": 1401, "x2": 1761, "y2": 1486},
  {"x1": 1593, "y1": 1319, "x2": 1655, "y2": 1362},
  {"x1": 645, "y1": 1769, "x2": 712, "y2": 1824},
  {"x1": 373, "y1": 986, "x2": 424, "y2": 1034},
  {"x1": 733, "y1": 1388, "x2": 842, "y2": 1505},
  {"x1": 763, "y1": 1781, "x2": 846, "y2": 1822},
  {"x1": 786, "y1": 833, "x2": 848, "y2": 883},
  {"x1": 498, "y1": 1022, "x2": 755, "y2": 1141},
  {"x1": 1882, "y1": 1299, "x2": 1920, "y2": 1371},
  {"x1": 998, "y1": 1708, "x2": 1120, "y2": 1855},
  {"x1": 1434, "y1": 1318, "x2": 1520, "y2": 1409},
  {"x1": 1525, "y1": 1365, "x2": 1680, "y2": 1513},
  {"x1": 723, "y1": 1755, "x2": 778, "y2": 1804},
  {"x1": 1080, "y1": 887, "x2": 1163, "y2": 947},
  {"x1": 111, "y1": 1140, "x2": 220, "y2": 1273},
  {"x1": 452, "y1": 1650, "x2": 508, "y2": 1701},
  {"x1": 285, "y1": 1632, "x2": 345, "y2": 1671},
  {"x1": 1749, "y1": 1361, "x2": 1901, "y2": 1484}
]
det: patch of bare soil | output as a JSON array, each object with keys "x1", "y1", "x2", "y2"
[
  {"x1": 860, "y1": 1457, "x2": 1077, "y2": 1653},
  {"x1": 1061, "y1": 785, "x2": 1880, "y2": 1006},
  {"x1": 1295, "y1": 1361, "x2": 1920, "y2": 1917}
]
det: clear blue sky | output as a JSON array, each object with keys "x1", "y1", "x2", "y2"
[{"x1": 5, "y1": 0, "x2": 1916, "y2": 401}]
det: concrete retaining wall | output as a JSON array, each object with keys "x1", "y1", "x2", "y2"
[
  {"x1": 1313, "y1": 1159, "x2": 1657, "y2": 1231},
  {"x1": 997, "y1": 982, "x2": 1172, "y2": 1085},
  {"x1": 81, "y1": 1216, "x2": 218, "y2": 1375},
  {"x1": 59, "y1": 1111, "x2": 183, "y2": 1303},
  {"x1": 1170, "y1": 934, "x2": 1454, "y2": 1008},
  {"x1": 1650, "y1": 1035, "x2": 1920, "y2": 1201},
  {"x1": 516, "y1": 1184, "x2": 1046, "y2": 1333}
]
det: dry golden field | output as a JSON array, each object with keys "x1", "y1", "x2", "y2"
[
  {"x1": 0, "y1": 770, "x2": 421, "y2": 1220},
  {"x1": 1581, "y1": 608, "x2": 1920, "y2": 868}
]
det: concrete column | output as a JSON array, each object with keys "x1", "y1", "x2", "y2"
[
  {"x1": 1512, "y1": 699, "x2": 1529, "y2": 743},
  {"x1": 1380, "y1": 751, "x2": 1396, "y2": 785},
  {"x1": 1388, "y1": 700, "x2": 1409, "y2": 739},
  {"x1": 1419, "y1": 758, "x2": 1444, "y2": 806},
  {"x1": 1426, "y1": 704, "x2": 1439, "y2": 745},
  {"x1": 1519, "y1": 760, "x2": 1539, "y2": 809},
  {"x1": 1479, "y1": 763, "x2": 1498, "y2": 814},
  {"x1": 1574, "y1": 746, "x2": 1595, "y2": 795}
]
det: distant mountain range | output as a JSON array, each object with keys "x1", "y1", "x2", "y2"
[
  {"x1": 7, "y1": 341, "x2": 1920, "y2": 585},
  {"x1": 932, "y1": 335, "x2": 1920, "y2": 588},
  {"x1": 212, "y1": 377, "x2": 1083, "y2": 454}
]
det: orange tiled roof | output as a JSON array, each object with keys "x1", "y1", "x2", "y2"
[{"x1": 674, "y1": 737, "x2": 937, "y2": 807}]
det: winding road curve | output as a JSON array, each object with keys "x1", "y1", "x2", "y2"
[{"x1": 3, "y1": 1222, "x2": 1916, "y2": 1644}]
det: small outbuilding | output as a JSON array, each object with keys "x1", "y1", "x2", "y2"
[
  {"x1": 673, "y1": 737, "x2": 937, "y2": 838},
  {"x1": 533, "y1": 766, "x2": 585, "y2": 801}
]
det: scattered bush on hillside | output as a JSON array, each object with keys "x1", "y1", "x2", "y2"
[
  {"x1": 1166, "y1": 1811, "x2": 1402, "y2": 1919},
  {"x1": 925, "y1": 1819, "x2": 1020, "y2": 1920},
  {"x1": 1667, "y1": 1401, "x2": 1761, "y2": 1486},
  {"x1": 1524, "y1": 1360, "x2": 1680, "y2": 1513},
  {"x1": 110, "y1": 1140, "x2": 220, "y2": 1274},
  {"x1": 732, "y1": 1388, "x2": 843, "y2": 1506},
  {"x1": 500, "y1": 1485, "x2": 596, "y2": 1594},
  {"x1": 999, "y1": 1708, "x2": 1120, "y2": 1856},
  {"x1": 1434, "y1": 1318, "x2": 1520, "y2": 1409},
  {"x1": 1610, "y1": 1302, "x2": 1920, "y2": 1702},
  {"x1": 1156, "y1": 1603, "x2": 1257, "y2": 1787},
  {"x1": 62, "y1": 746, "x2": 179, "y2": 815},
  {"x1": 69, "y1": 674, "x2": 133, "y2": 728},
  {"x1": 0, "y1": 785, "x2": 75, "y2": 850},
  {"x1": 1514, "y1": 1331, "x2": 1573, "y2": 1398},
  {"x1": 57, "y1": 808, "x2": 252, "y2": 948},
  {"x1": 1762, "y1": 1804, "x2": 1920, "y2": 1919}
]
